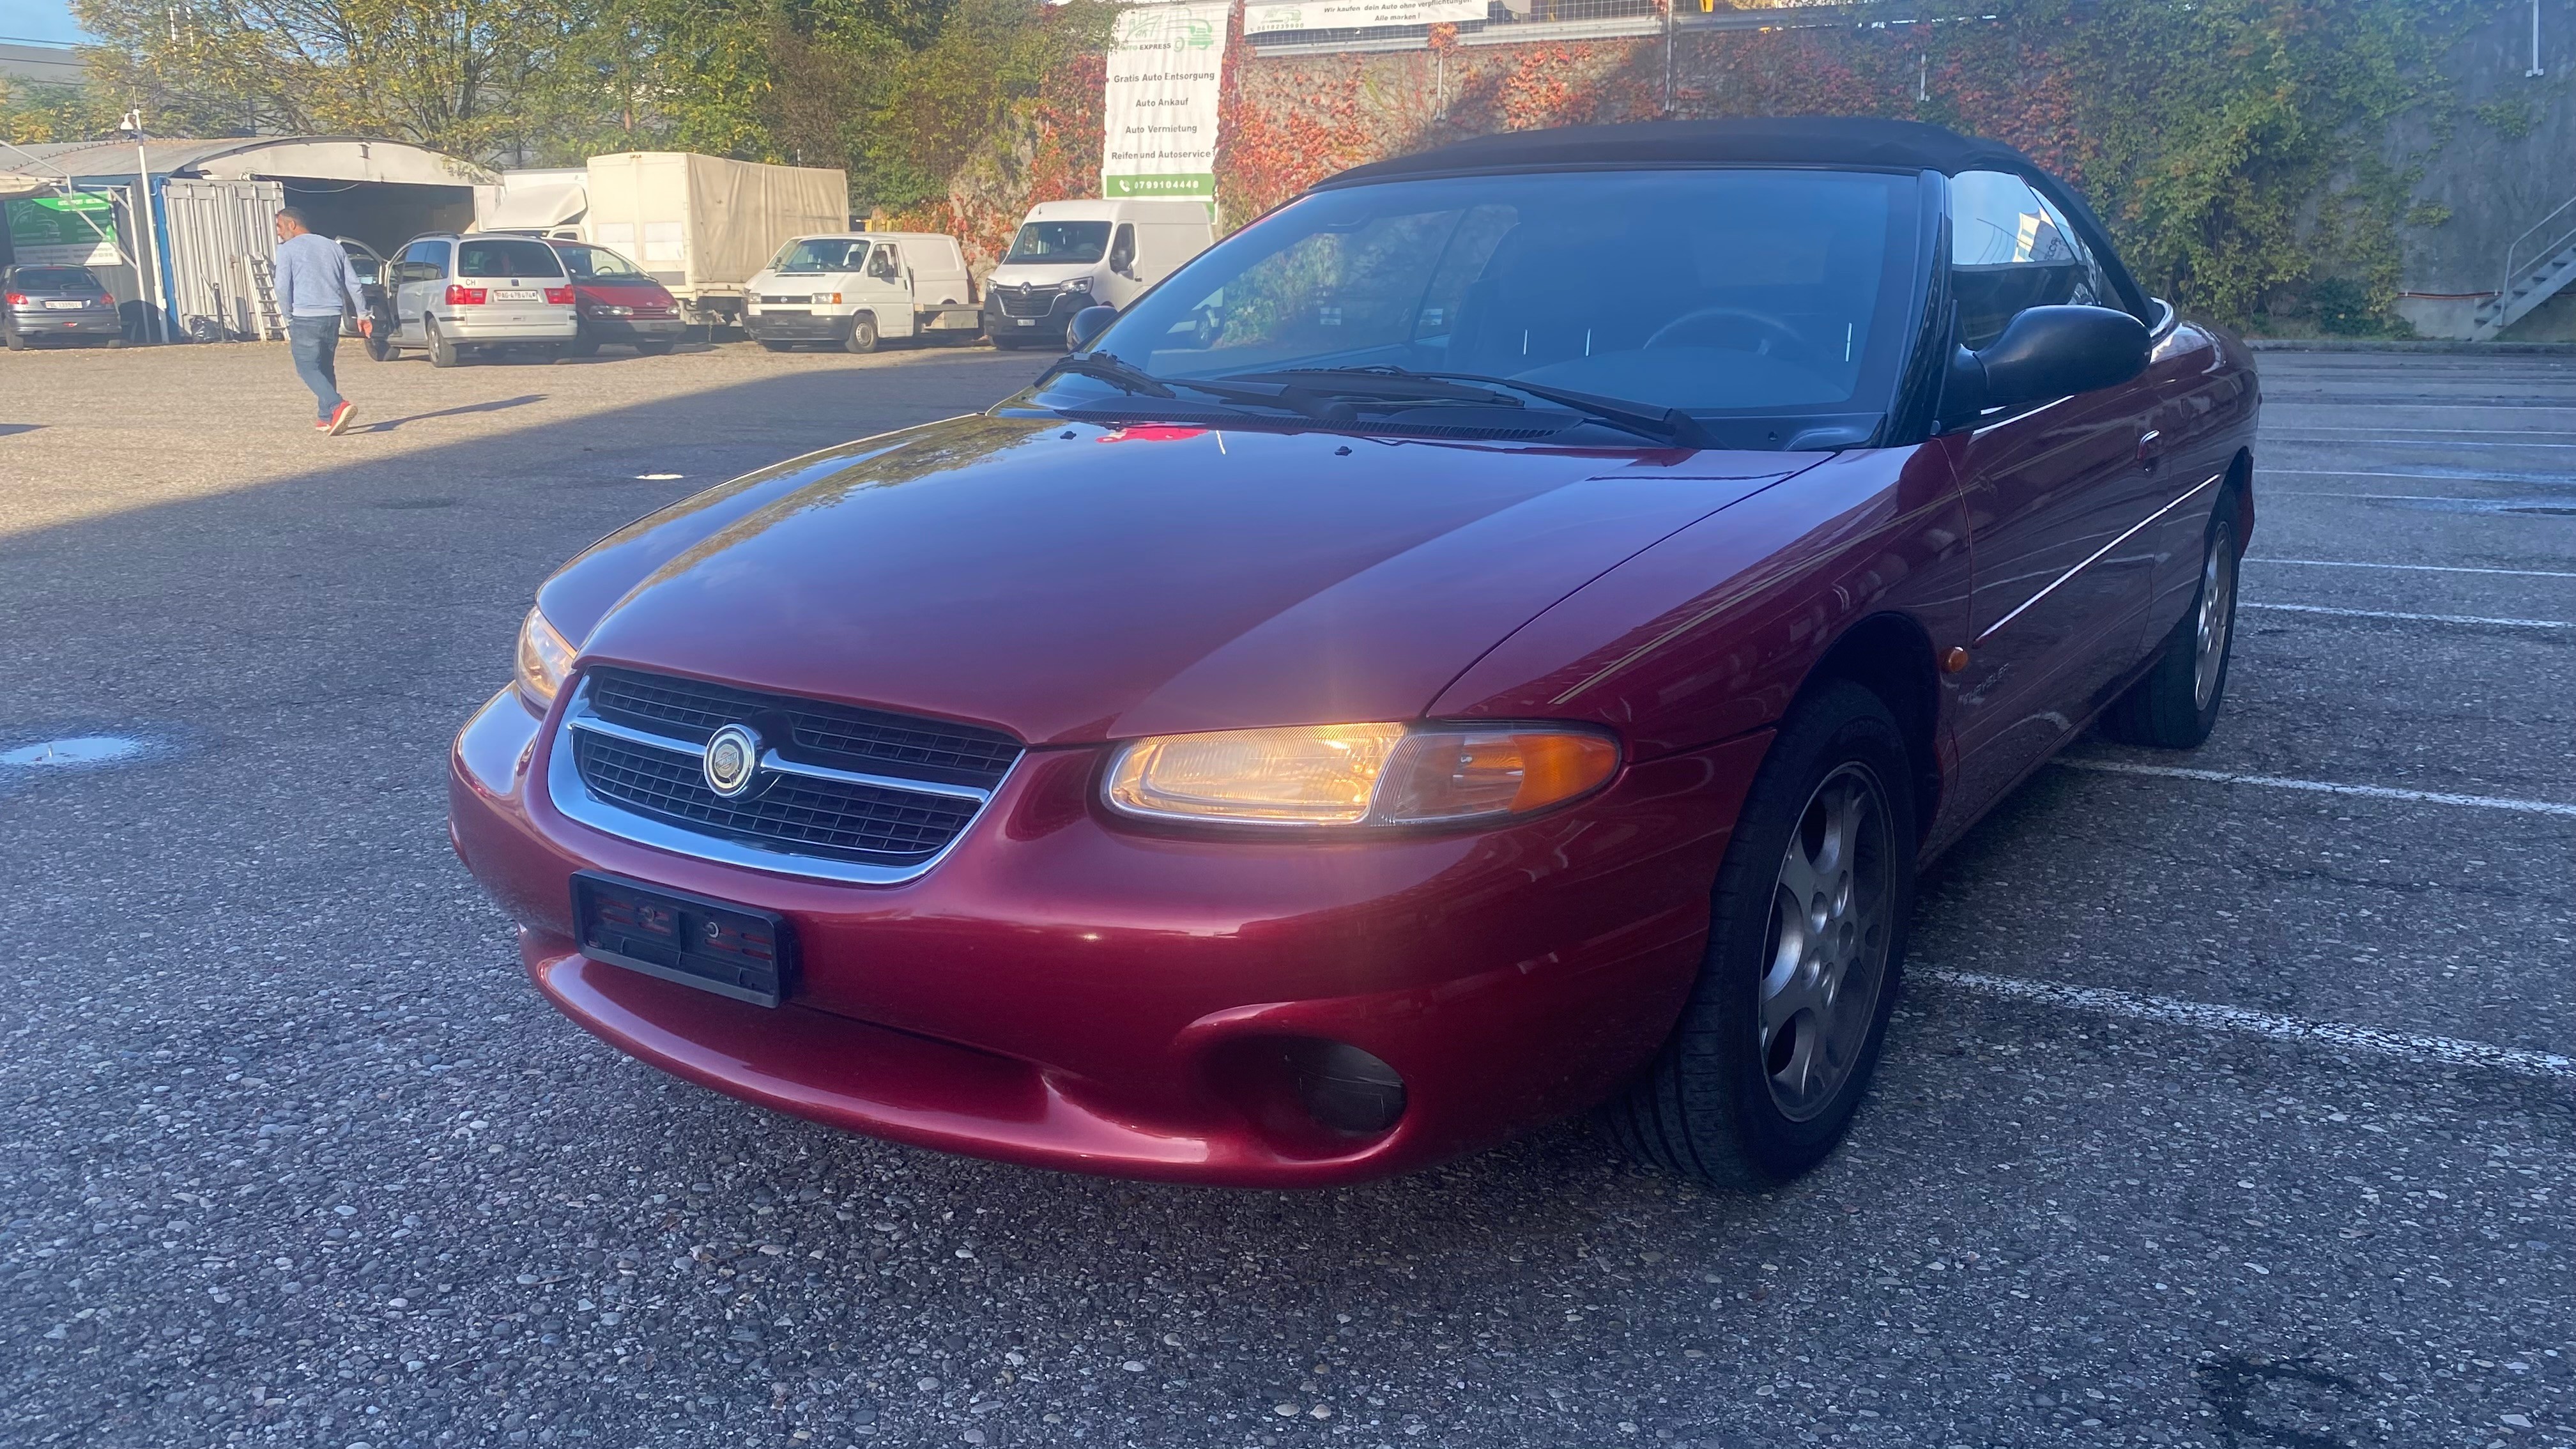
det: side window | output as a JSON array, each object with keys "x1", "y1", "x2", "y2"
[
  {"x1": 399, "y1": 240, "x2": 449, "y2": 283},
  {"x1": 866, "y1": 245, "x2": 900, "y2": 282},
  {"x1": 1949, "y1": 171, "x2": 2104, "y2": 349},
  {"x1": 1108, "y1": 224, "x2": 1137, "y2": 275},
  {"x1": 2030, "y1": 191, "x2": 2119, "y2": 314}
]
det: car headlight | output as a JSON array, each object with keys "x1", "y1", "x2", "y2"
[
  {"x1": 515, "y1": 607, "x2": 576, "y2": 709},
  {"x1": 811, "y1": 292, "x2": 839, "y2": 305},
  {"x1": 1064, "y1": 276, "x2": 1092, "y2": 292},
  {"x1": 586, "y1": 303, "x2": 634, "y2": 317},
  {"x1": 1103, "y1": 722, "x2": 1618, "y2": 828}
]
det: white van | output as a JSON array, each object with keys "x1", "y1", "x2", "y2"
[
  {"x1": 981, "y1": 199, "x2": 1215, "y2": 349},
  {"x1": 740, "y1": 231, "x2": 981, "y2": 353}
]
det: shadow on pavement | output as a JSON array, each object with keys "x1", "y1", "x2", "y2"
[{"x1": 360, "y1": 394, "x2": 549, "y2": 433}]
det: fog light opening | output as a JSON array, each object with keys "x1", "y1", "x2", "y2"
[{"x1": 1287, "y1": 1039, "x2": 1407, "y2": 1137}]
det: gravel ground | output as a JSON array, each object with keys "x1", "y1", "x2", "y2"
[{"x1": 1, "y1": 339, "x2": 2570, "y2": 1449}]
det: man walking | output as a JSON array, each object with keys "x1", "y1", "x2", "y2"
[{"x1": 272, "y1": 208, "x2": 371, "y2": 435}]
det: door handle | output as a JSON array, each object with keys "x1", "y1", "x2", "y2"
[{"x1": 2136, "y1": 429, "x2": 2165, "y2": 470}]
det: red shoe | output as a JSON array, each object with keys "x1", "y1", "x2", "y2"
[{"x1": 325, "y1": 401, "x2": 357, "y2": 436}]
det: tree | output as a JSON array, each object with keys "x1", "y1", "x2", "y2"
[{"x1": 69, "y1": 0, "x2": 590, "y2": 157}]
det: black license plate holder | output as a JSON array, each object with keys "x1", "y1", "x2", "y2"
[{"x1": 571, "y1": 871, "x2": 797, "y2": 1008}]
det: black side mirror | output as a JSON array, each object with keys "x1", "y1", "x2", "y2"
[
  {"x1": 1067, "y1": 304, "x2": 1118, "y2": 352},
  {"x1": 1941, "y1": 304, "x2": 2149, "y2": 429}
]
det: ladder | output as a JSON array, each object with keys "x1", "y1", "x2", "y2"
[{"x1": 242, "y1": 256, "x2": 284, "y2": 341}]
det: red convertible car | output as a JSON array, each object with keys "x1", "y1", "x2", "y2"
[{"x1": 450, "y1": 119, "x2": 2257, "y2": 1188}]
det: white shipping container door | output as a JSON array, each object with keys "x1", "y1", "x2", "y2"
[{"x1": 160, "y1": 178, "x2": 286, "y2": 339}]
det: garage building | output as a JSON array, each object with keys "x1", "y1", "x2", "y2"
[{"x1": 1, "y1": 135, "x2": 494, "y2": 341}]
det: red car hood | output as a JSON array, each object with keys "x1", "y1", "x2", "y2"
[{"x1": 547, "y1": 415, "x2": 1818, "y2": 744}]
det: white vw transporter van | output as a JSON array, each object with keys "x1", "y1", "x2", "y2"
[
  {"x1": 741, "y1": 231, "x2": 981, "y2": 353},
  {"x1": 981, "y1": 199, "x2": 1215, "y2": 349}
]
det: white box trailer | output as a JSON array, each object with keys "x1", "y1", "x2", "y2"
[{"x1": 582, "y1": 153, "x2": 847, "y2": 329}]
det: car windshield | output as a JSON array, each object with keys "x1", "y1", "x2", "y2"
[
  {"x1": 13, "y1": 266, "x2": 103, "y2": 291},
  {"x1": 556, "y1": 243, "x2": 649, "y2": 280},
  {"x1": 772, "y1": 239, "x2": 868, "y2": 273},
  {"x1": 457, "y1": 238, "x2": 566, "y2": 278},
  {"x1": 1005, "y1": 221, "x2": 1112, "y2": 265},
  {"x1": 337, "y1": 244, "x2": 382, "y2": 284},
  {"x1": 1068, "y1": 169, "x2": 1925, "y2": 446}
]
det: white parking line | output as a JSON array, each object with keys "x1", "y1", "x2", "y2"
[
  {"x1": 2267, "y1": 436, "x2": 2576, "y2": 449},
  {"x1": 2055, "y1": 758, "x2": 2576, "y2": 817},
  {"x1": 2241, "y1": 601, "x2": 2573, "y2": 628},
  {"x1": 2266, "y1": 425, "x2": 2576, "y2": 436},
  {"x1": 1926, "y1": 969, "x2": 2576, "y2": 1081},
  {"x1": 2263, "y1": 468, "x2": 2574, "y2": 483},
  {"x1": 2253, "y1": 557, "x2": 2576, "y2": 579}
]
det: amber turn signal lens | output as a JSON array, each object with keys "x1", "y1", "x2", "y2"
[{"x1": 1377, "y1": 728, "x2": 1620, "y2": 824}]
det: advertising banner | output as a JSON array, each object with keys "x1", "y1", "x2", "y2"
[
  {"x1": 1242, "y1": 0, "x2": 1488, "y2": 33},
  {"x1": 1101, "y1": 1, "x2": 1231, "y2": 205},
  {"x1": 4, "y1": 194, "x2": 121, "y2": 266}
]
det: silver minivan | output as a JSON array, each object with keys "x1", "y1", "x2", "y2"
[{"x1": 380, "y1": 232, "x2": 579, "y2": 366}]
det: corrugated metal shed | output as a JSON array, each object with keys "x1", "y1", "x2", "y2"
[{"x1": 8, "y1": 136, "x2": 494, "y2": 187}]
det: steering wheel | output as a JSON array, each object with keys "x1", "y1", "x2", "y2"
[{"x1": 1643, "y1": 306, "x2": 1809, "y2": 359}]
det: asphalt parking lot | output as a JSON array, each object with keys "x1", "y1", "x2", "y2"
[{"x1": 1, "y1": 337, "x2": 2569, "y2": 1449}]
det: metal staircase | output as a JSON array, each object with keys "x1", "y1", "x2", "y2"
[{"x1": 2474, "y1": 193, "x2": 2576, "y2": 339}]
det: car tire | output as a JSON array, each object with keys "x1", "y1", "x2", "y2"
[
  {"x1": 2097, "y1": 487, "x2": 2242, "y2": 750},
  {"x1": 426, "y1": 319, "x2": 461, "y2": 368},
  {"x1": 844, "y1": 314, "x2": 880, "y2": 354},
  {"x1": 636, "y1": 339, "x2": 676, "y2": 356},
  {"x1": 988, "y1": 334, "x2": 1021, "y2": 350},
  {"x1": 758, "y1": 339, "x2": 795, "y2": 353},
  {"x1": 3, "y1": 325, "x2": 23, "y2": 351},
  {"x1": 565, "y1": 329, "x2": 601, "y2": 358},
  {"x1": 1606, "y1": 679, "x2": 1917, "y2": 1190},
  {"x1": 365, "y1": 325, "x2": 396, "y2": 362}
]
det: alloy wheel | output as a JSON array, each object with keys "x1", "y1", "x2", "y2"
[
  {"x1": 1759, "y1": 762, "x2": 1895, "y2": 1121},
  {"x1": 2193, "y1": 519, "x2": 2237, "y2": 710}
]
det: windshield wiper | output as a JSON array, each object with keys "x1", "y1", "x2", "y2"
[
  {"x1": 1042, "y1": 351, "x2": 1178, "y2": 399},
  {"x1": 1256, "y1": 365, "x2": 1714, "y2": 448},
  {"x1": 1211, "y1": 368, "x2": 1522, "y2": 408},
  {"x1": 1043, "y1": 355, "x2": 1362, "y2": 421}
]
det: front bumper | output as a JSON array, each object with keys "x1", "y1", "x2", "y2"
[
  {"x1": 450, "y1": 686, "x2": 1766, "y2": 1185},
  {"x1": 581, "y1": 315, "x2": 686, "y2": 342},
  {"x1": 981, "y1": 291, "x2": 1082, "y2": 340},
  {"x1": 743, "y1": 310, "x2": 854, "y2": 344}
]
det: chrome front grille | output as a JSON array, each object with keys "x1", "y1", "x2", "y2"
[{"x1": 549, "y1": 670, "x2": 1021, "y2": 884}]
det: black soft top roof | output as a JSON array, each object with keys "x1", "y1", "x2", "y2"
[
  {"x1": 1314, "y1": 117, "x2": 2147, "y2": 313},
  {"x1": 1317, "y1": 117, "x2": 2041, "y2": 185}
]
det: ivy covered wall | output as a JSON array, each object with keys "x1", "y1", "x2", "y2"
[{"x1": 903, "y1": 0, "x2": 2574, "y2": 337}]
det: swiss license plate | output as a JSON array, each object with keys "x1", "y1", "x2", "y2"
[
  {"x1": 43, "y1": 300, "x2": 80, "y2": 309},
  {"x1": 571, "y1": 871, "x2": 796, "y2": 1008},
  {"x1": 1015, "y1": 318, "x2": 1037, "y2": 327},
  {"x1": 493, "y1": 288, "x2": 540, "y2": 302}
]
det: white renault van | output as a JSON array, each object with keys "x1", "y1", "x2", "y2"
[
  {"x1": 740, "y1": 231, "x2": 980, "y2": 353},
  {"x1": 981, "y1": 199, "x2": 1215, "y2": 349}
]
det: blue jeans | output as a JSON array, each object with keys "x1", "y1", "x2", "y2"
[{"x1": 288, "y1": 314, "x2": 344, "y2": 418}]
